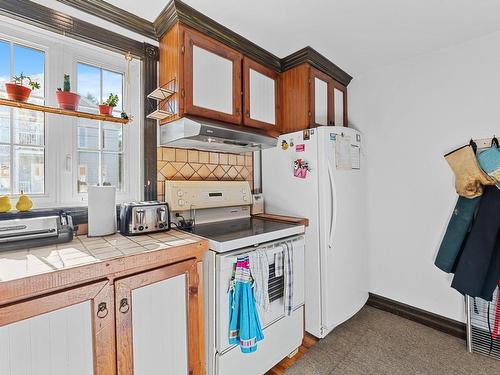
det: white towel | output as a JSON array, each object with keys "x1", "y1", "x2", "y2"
[
  {"x1": 249, "y1": 249, "x2": 270, "y2": 312},
  {"x1": 283, "y1": 241, "x2": 294, "y2": 316}
]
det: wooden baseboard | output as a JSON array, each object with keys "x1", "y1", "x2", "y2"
[{"x1": 367, "y1": 293, "x2": 466, "y2": 340}]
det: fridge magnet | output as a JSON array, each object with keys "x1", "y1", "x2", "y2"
[
  {"x1": 303, "y1": 129, "x2": 311, "y2": 140},
  {"x1": 281, "y1": 140, "x2": 289, "y2": 150},
  {"x1": 330, "y1": 133, "x2": 337, "y2": 141},
  {"x1": 289, "y1": 138, "x2": 295, "y2": 147},
  {"x1": 296, "y1": 144, "x2": 305, "y2": 152},
  {"x1": 293, "y1": 158, "x2": 311, "y2": 179}
]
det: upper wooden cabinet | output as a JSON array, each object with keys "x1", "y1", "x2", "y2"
[
  {"x1": 281, "y1": 64, "x2": 348, "y2": 134},
  {"x1": 184, "y1": 28, "x2": 243, "y2": 124},
  {"x1": 243, "y1": 57, "x2": 281, "y2": 130}
]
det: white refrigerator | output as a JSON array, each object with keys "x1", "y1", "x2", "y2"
[{"x1": 262, "y1": 126, "x2": 368, "y2": 338}]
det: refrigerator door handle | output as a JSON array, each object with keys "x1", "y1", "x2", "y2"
[{"x1": 327, "y1": 161, "x2": 337, "y2": 249}]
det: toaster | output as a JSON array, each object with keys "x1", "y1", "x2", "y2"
[{"x1": 119, "y1": 201, "x2": 171, "y2": 235}]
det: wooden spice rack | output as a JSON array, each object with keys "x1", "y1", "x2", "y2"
[{"x1": 0, "y1": 98, "x2": 129, "y2": 124}]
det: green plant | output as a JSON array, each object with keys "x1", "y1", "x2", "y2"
[
  {"x1": 63, "y1": 74, "x2": 71, "y2": 92},
  {"x1": 12, "y1": 72, "x2": 40, "y2": 90},
  {"x1": 103, "y1": 93, "x2": 119, "y2": 107}
]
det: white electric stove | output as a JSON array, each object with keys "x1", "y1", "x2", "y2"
[{"x1": 164, "y1": 180, "x2": 306, "y2": 375}]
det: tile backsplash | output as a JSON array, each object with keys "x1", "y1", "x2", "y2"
[{"x1": 157, "y1": 147, "x2": 253, "y2": 201}]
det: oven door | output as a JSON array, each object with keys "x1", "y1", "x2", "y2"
[{"x1": 215, "y1": 235, "x2": 304, "y2": 353}]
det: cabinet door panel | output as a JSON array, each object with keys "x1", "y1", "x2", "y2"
[
  {"x1": 193, "y1": 45, "x2": 233, "y2": 115},
  {"x1": 116, "y1": 259, "x2": 204, "y2": 375},
  {"x1": 184, "y1": 29, "x2": 242, "y2": 124},
  {"x1": 332, "y1": 82, "x2": 348, "y2": 127},
  {"x1": 132, "y1": 274, "x2": 188, "y2": 375},
  {"x1": 249, "y1": 68, "x2": 276, "y2": 124},
  {"x1": 0, "y1": 281, "x2": 115, "y2": 375},
  {"x1": 314, "y1": 77, "x2": 329, "y2": 126}
]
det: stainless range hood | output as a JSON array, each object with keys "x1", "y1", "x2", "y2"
[{"x1": 159, "y1": 117, "x2": 277, "y2": 153}]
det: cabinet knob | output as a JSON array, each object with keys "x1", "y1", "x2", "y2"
[
  {"x1": 245, "y1": 111, "x2": 250, "y2": 117},
  {"x1": 235, "y1": 108, "x2": 240, "y2": 115},
  {"x1": 119, "y1": 298, "x2": 130, "y2": 314},
  {"x1": 96, "y1": 302, "x2": 108, "y2": 318}
]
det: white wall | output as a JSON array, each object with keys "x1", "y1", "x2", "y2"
[{"x1": 349, "y1": 31, "x2": 500, "y2": 322}]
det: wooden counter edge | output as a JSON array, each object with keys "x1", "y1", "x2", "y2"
[
  {"x1": 252, "y1": 213, "x2": 309, "y2": 227},
  {"x1": 0, "y1": 238, "x2": 209, "y2": 307}
]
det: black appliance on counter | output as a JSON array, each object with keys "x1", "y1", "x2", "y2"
[
  {"x1": 119, "y1": 201, "x2": 171, "y2": 235},
  {"x1": 0, "y1": 210, "x2": 74, "y2": 252}
]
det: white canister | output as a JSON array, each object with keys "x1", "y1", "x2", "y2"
[{"x1": 88, "y1": 186, "x2": 117, "y2": 237}]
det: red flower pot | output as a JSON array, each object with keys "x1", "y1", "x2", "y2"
[
  {"x1": 56, "y1": 91, "x2": 80, "y2": 111},
  {"x1": 98, "y1": 104, "x2": 113, "y2": 116},
  {"x1": 5, "y1": 83, "x2": 32, "y2": 102}
]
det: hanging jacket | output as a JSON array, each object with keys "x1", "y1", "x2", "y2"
[
  {"x1": 435, "y1": 195, "x2": 481, "y2": 273},
  {"x1": 451, "y1": 186, "x2": 500, "y2": 301}
]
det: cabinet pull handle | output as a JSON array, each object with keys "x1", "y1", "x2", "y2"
[
  {"x1": 119, "y1": 298, "x2": 130, "y2": 314},
  {"x1": 97, "y1": 302, "x2": 108, "y2": 318}
]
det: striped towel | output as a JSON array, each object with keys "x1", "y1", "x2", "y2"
[
  {"x1": 275, "y1": 250, "x2": 284, "y2": 277},
  {"x1": 249, "y1": 249, "x2": 270, "y2": 312},
  {"x1": 283, "y1": 241, "x2": 294, "y2": 316}
]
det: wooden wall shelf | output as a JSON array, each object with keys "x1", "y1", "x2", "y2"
[{"x1": 0, "y1": 98, "x2": 129, "y2": 124}]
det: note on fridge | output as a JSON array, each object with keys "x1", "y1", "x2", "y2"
[
  {"x1": 335, "y1": 134, "x2": 352, "y2": 170},
  {"x1": 351, "y1": 145, "x2": 360, "y2": 170}
]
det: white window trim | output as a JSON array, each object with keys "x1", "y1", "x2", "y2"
[{"x1": 0, "y1": 20, "x2": 143, "y2": 208}]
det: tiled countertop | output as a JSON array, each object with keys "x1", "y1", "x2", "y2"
[{"x1": 0, "y1": 229, "x2": 204, "y2": 283}]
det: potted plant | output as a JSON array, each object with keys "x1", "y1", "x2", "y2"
[
  {"x1": 5, "y1": 73, "x2": 40, "y2": 102},
  {"x1": 56, "y1": 74, "x2": 80, "y2": 110},
  {"x1": 99, "y1": 93, "x2": 119, "y2": 116}
]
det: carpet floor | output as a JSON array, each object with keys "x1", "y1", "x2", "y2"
[{"x1": 286, "y1": 306, "x2": 500, "y2": 374}]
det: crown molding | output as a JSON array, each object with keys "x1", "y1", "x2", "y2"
[{"x1": 56, "y1": 0, "x2": 157, "y2": 40}]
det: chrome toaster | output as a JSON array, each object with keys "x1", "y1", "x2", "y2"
[{"x1": 119, "y1": 201, "x2": 171, "y2": 235}]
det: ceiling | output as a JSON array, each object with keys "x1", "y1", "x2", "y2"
[{"x1": 106, "y1": 0, "x2": 500, "y2": 76}]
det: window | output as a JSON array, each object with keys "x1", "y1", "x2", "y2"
[
  {"x1": 77, "y1": 63, "x2": 123, "y2": 193},
  {"x1": 0, "y1": 40, "x2": 45, "y2": 195}
]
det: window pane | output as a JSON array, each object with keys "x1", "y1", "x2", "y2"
[
  {"x1": 78, "y1": 151, "x2": 99, "y2": 193},
  {"x1": 102, "y1": 122, "x2": 122, "y2": 152},
  {"x1": 13, "y1": 109, "x2": 44, "y2": 146},
  {"x1": 0, "y1": 40, "x2": 9, "y2": 98},
  {"x1": 78, "y1": 119, "x2": 99, "y2": 149},
  {"x1": 0, "y1": 145, "x2": 10, "y2": 194},
  {"x1": 0, "y1": 106, "x2": 9, "y2": 143},
  {"x1": 13, "y1": 44, "x2": 44, "y2": 99},
  {"x1": 102, "y1": 70, "x2": 123, "y2": 111},
  {"x1": 102, "y1": 153, "x2": 122, "y2": 190},
  {"x1": 13, "y1": 146, "x2": 44, "y2": 194},
  {"x1": 77, "y1": 63, "x2": 100, "y2": 111}
]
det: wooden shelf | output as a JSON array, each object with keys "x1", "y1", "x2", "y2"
[{"x1": 0, "y1": 98, "x2": 129, "y2": 124}]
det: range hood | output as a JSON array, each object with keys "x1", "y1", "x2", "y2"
[{"x1": 159, "y1": 117, "x2": 277, "y2": 153}]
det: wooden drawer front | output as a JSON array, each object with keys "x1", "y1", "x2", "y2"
[{"x1": 184, "y1": 28, "x2": 242, "y2": 124}]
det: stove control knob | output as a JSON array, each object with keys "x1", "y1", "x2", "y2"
[
  {"x1": 177, "y1": 190, "x2": 184, "y2": 197},
  {"x1": 178, "y1": 199, "x2": 185, "y2": 206}
]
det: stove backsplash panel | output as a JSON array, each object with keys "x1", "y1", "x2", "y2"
[{"x1": 157, "y1": 147, "x2": 253, "y2": 201}]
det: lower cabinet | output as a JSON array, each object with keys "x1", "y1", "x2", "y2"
[
  {"x1": 115, "y1": 259, "x2": 204, "y2": 375},
  {"x1": 0, "y1": 259, "x2": 205, "y2": 375}
]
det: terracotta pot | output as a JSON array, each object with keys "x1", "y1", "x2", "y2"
[
  {"x1": 56, "y1": 91, "x2": 80, "y2": 111},
  {"x1": 5, "y1": 83, "x2": 32, "y2": 102},
  {"x1": 98, "y1": 104, "x2": 114, "y2": 116}
]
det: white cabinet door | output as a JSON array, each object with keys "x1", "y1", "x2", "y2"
[
  {"x1": 314, "y1": 77, "x2": 329, "y2": 126},
  {"x1": 334, "y1": 87, "x2": 345, "y2": 126},
  {"x1": 131, "y1": 274, "x2": 189, "y2": 375},
  {"x1": 249, "y1": 68, "x2": 276, "y2": 125},
  {"x1": 193, "y1": 45, "x2": 233, "y2": 115},
  {"x1": 0, "y1": 301, "x2": 94, "y2": 375}
]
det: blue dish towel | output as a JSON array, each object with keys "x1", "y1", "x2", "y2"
[
  {"x1": 228, "y1": 255, "x2": 264, "y2": 353},
  {"x1": 477, "y1": 145, "x2": 500, "y2": 188}
]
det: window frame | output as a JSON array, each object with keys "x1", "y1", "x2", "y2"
[{"x1": 0, "y1": 20, "x2": 142, "y2": 208}]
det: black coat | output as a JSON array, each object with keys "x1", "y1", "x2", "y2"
[{"x1": 451, "y1": 186, "x2": 500, "y2": 301}]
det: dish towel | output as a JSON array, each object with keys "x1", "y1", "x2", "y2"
[
  {"x1": 228, "y1": 255, "x2": 264, "y2": 353},
  {"x1": 249, "y1": 249, "x2": 270, "y2": 312},
  {"x1": 283, "y1": 241, "x2": 294, "y2": 316}
]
